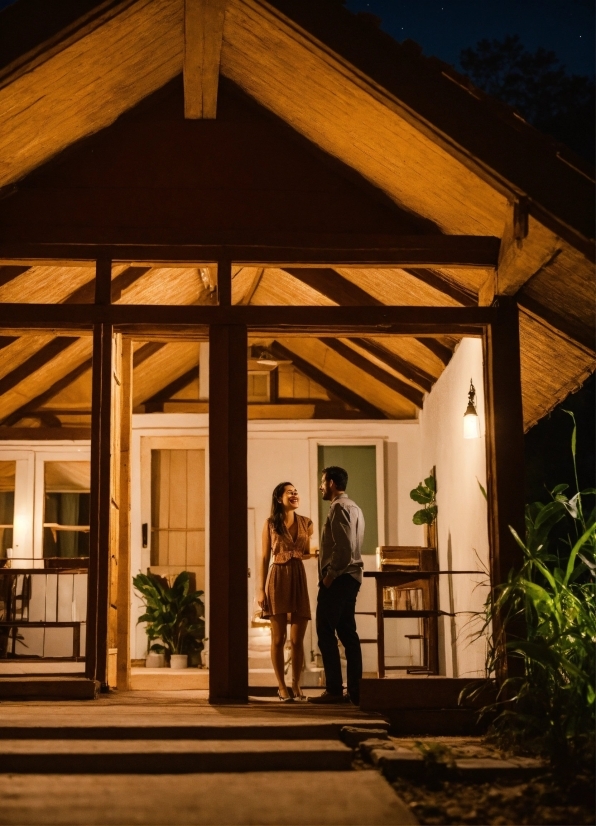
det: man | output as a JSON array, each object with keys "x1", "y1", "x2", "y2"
[{"x1": 309, "y1": 465, "x2": 364, "y2": 705}]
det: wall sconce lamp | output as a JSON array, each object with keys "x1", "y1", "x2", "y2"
[
  {"x1": 257, "y1": 349, "x2": 278, "y2": 367},
  {"x1": 463, "y1": 379, "x2": 481, "y2": 439}
]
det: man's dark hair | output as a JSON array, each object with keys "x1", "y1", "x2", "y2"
[{"x1": 323, "y1": 465, "x2": 348, "y2": 491}]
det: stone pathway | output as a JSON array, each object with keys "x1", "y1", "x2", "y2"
[{"x1": 0, "y1": 691, "x2": 417, "y2": 825}]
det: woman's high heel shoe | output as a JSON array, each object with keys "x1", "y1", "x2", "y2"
[
  {"x1": 278, "y1": 688, "x2": 294, "y2": 703},
  {"x1": 291, "y1": 685, "x2": 306, "y2": 701}
]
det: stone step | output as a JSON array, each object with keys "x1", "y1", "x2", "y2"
[
  {"x1": 0, "y1": 677, "x2": 99, "y2": 701},
  {"x1": 0, "y1": 719, "x2": 388, "y2": 741},
  {"x1": 0, "y1": 739, "x2": 354, "y2": 774}
]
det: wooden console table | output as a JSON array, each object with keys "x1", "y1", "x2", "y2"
[{"x1": 364, "y1": 569, "x2": 482, "y2": 677}]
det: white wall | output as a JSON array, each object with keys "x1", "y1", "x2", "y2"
[
  {"x1": 419, "y1": 337, "x2": 490, "y2": 678},
  {"x1": 130, "y1": 415, "x2": 424, "y2": 667}
]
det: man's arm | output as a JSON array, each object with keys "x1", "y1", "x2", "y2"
[{"x1": 322, "y1": 503, "x2": 354, "y2": 585}]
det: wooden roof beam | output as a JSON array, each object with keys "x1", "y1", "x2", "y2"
[
  {"x1": 1, "y1": 341, "x2": 164, "y2": 427},
  {"x1": 402, "y1": 267, "x2": 476, "y2": 306},
  {"x1": 142, "y1": 366, "x2": 199, "y2": 410},
  {"x1": 0, "y1": 235, "x2": 501, "y2": 266},
  {"x1": 184, "y1": 0, "x2": 227, "y2": 119},
  {"x1": 0, "y1": 265, "x2": 29, "y2": 288},
  {"x1": 479, "y1": 200, "x2": 562, "y2": 305},
  {"x1": 1, "y1": 355, "x2": 92, "y2": 427},
  {"x1": 270, "y1": 341, "x2": 387, "y2": 419},
  {"x1": 321, "y1": 338, "x2": 424, "y2": 407},
  {"x1": 348, "y1": 338, "x2": 435, "y2": 393},
  {"x1": 283, "y1": 267, "x2": 453, "y2": 365},
  {"x1": 0, "y1": 337, "x2": 78, "y2": 398}
]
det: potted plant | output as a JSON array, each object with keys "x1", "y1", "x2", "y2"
[
  {"x1": 133, "y1": 570, "x2": 205, "y2": 669},
  {"x1": 410, "y1": 472, "x2": 437, "y2": 548}
]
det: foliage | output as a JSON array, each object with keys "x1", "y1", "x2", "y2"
[
  {"x1": 467, "y1": 412, "x2": 596, "y2": 765},
  {"x1": 133, "y1": 571, "x2": 205, "y2": 657},
  {"x1": 460, "y1": 35, "x2": 595, "y2": 159},
  {"x1": 410, "y1": 474, "x2": 437, "y2": 526}
]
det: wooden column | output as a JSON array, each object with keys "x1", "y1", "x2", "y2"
[
  {"x1": 483, "y1": 297, "x2": 526, "y2": 679},
  {"x1": 116, "y1": 339, "x2": 133, "y2": 690},
  {"x1": 85, "y1": 322, "x2": 114, "y2": 685},
  {"x1": 86, "y1": 258, "x2": 114, "y2": 685},
  {"x1": 208, "y1": 322, "x2": 248, "y2": 702}
]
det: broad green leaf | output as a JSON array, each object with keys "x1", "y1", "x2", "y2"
[{"x1": 424, "y1": 476, "x2": 436, "y2": 493}]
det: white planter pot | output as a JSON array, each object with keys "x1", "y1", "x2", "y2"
[
  {"x1": 170, "y1": 654, "x2": 188, "y2": 669},
  {"x1": 145, "y1": 653, "x2": 165, "y2": 668}
]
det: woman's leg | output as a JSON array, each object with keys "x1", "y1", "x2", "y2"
[
  {"x1": 289, "y1": 615, "x2": 309, "y2": 698},
  {"x1": 269, "y1": 614, "x2": 290, "y2": 698}
]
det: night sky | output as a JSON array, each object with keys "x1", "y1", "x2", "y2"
[
  {"x1": 0, "y1": 0, "x2": 594, "y2": 76},
  {"x1": 346, "y1": 0, "x2": 595, "y2": 76}
]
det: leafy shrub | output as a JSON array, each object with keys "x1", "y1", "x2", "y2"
[
  {"x1": 471, "y1": 412, "x2": 595, "y2": 765},
  {"x1": 133, "y1": 570, "x2": 205, "y2": 658}
]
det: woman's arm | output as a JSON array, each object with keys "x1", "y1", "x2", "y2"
[{"x1": 257, "y1": 519, "x2": 272, "y2": 608}]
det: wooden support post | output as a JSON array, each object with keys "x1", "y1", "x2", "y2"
[
  {"x1": 95, "y1": 258, "x2": 112, "y2": 306},
  {"x1": 484, "y1": 297, "x2": 526, "y2": 680},
  {"x1": 208, "y1": 323, "x2": 248, "y2": 702},
  {"x1": 116, "y1": 339, "x2": 133, "y2": 690},
  {"x1": 184, "y1": 0, "x2": 226, "y2": 119},
  {"x1": 86, "y1": 322, "x2": 114, "y2": 685},
  {"x1": 217, "y1": 258, "x2": 232, "y2": 307}
]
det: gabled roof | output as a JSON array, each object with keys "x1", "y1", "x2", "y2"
[{"x1": 0, "y1": 0, "x2": 593, "y2": 432}]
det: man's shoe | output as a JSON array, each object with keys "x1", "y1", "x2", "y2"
[
  {"x1": 307, "y1": 691, "x2": 344, "y2": 704},
  {"x1": 343, "y1": 693, "x2": 359, "y2": 706}
]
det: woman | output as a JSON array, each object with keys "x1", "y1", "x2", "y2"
[{"x1": 257, "y1": 482, "x2": 313, "y2": 702}]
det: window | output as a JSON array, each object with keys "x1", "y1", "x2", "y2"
[
  {"x1": 0, "y1": 461, "x2": 15, "y2": 560},
  {"x1": 43, "y1": 462, "x2": 91, "y2": 558}
]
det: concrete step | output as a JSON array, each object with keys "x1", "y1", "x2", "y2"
[
  {"x1": 0, "y1": 738, "x2": 354, "y2": 773},
  {"x1": 0, "y1": 677, "x2": 99, "y2": 701},
  {"x1": 0, "y1": 771, "x2": 418, "y2": 825},
  {"x1": 0, "y1": 719, "x2": 388, "y2": 741}
]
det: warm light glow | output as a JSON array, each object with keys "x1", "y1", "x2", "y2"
[
  {"x1": 463, "y1": 410, "x2": 481, "y2": 439},
  {"x1": 463, "y1": 378, "x2": 481, "y2": 439}
]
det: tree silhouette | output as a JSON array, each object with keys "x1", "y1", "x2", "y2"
[{"x1": 460, "y1": 35, "x2": 594, "y2": 160}]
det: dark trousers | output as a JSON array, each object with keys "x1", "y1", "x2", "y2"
[{"x1": 316, "y1": 574, "x2": 362, "y2": 701}]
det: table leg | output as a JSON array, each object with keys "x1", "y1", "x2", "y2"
[{"x1": 376, "y1": 581, "x2": 385, "y2": 678}]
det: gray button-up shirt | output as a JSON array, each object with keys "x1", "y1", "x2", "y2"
[{"x1": 319, "y1": 493, "x2": 364, "y2": 584}]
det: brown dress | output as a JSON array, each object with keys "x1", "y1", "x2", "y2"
[{"x1": 262, "y1": 514, "x2": 312, "y2": 619}]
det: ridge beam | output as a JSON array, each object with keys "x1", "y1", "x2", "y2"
[{"x1": 184, "y1": 0, "x2": 227, "y2": 119}]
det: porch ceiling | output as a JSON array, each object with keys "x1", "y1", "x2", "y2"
[{"x1": 0, "y1": 0, "x2": 593, "y2": 431}]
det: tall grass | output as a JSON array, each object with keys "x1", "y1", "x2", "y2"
[{"x1": 473, "y1": 412, "x2": 595, "y2": 764}]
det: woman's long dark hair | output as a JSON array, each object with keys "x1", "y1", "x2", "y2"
[{"x1": 270, "y1": 482, "x2": 294, "y2": 536}]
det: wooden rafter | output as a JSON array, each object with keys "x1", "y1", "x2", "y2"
[
  {"x1": 402, "y1": 267, "x2": 476, "y2": 306},
  {"x1": 0, "y1": 265, "x2": 29, "y2": 287},
  {"x1": 321, "y1": 338, "x2": 424, "y2": 408},
  {"x1": 518, "y1": 295, "x2": 596, "y2": 355},
  {"x1": 0, "y1": 336, "x2": 77, "y2": 397},
  {"x1": 66, "y1": 266, "x2": 151, "y2": 304},
  {"x1": 270, "y1": 341, "x2": 387, "y2": 419},
  {"x1": 239, "y1": 267, "x2": 264, "y2": 305},
  {"x1": 1, "y1": 356, "x2": 92, "y2": 427},
  {"x1": 184, "y1": 0, "x2": 227, "y2": 119},
  {"x1": 142, "y1": 366, "x2": 199, "y2": 410},
  {"x1": 283, "y1": 266, "x2": 454, "y2": 364},
  {"x1": 348, "y1": 338, "x2": 435, "y2": 393},
  {"x1": 1, "y1": 341, "x2": 166, "y2": 427}
]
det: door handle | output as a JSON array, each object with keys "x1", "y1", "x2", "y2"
[{"x1": 142, "y1": 523, "x2": 148, "y2": 548}]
